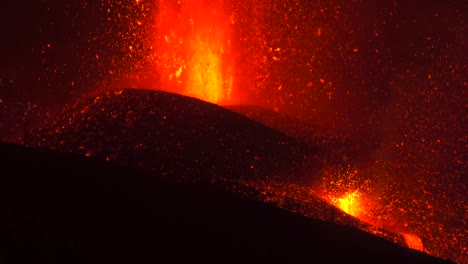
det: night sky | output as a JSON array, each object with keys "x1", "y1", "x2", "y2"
[
  {"x1": 0, "y1": 0, "x2": 466, "y2": 263},
  {"x1": 0, "y1": 1, "x2": 464, "y2": 138}
]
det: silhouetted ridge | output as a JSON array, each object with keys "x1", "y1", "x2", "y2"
[
  {"x1": 0, "y1": 142, "x2": 455, "y2": 264},
  {"x1": 26, "y1": 88, "x2": 311, "y2": 182}
]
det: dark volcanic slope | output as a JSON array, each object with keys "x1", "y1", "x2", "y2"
[
  {"x1": 26, "y1": 89, "x2": 310, "y2": 182},
  {"x1": 224, "y1": 104, "x2": 332, "y2": 140},
  {"x1": 0, "y1": 142, "x2": 454, "y2": 264}
]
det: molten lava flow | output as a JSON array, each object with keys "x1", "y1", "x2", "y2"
[
  {"x1": 154, "y1": 0, "x2": 234, "y2": 104},
  {"x1": 401, "y1": 233, "x2": 424, "y2": 252},
  {"x1": 317, "y1": 169, "x2": 428, "y2": 253}
]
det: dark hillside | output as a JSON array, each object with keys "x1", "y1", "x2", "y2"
[
  {"x1": 26, "y1": 89, "x2": 311, "y2": 183},
  {"x1": 0, "y1": 142, "x2": 454, "y2": 264}
]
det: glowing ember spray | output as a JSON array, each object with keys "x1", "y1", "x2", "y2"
[
  {"x1": 331, "y1": 190, "x2": 364, "y2": 218},
  {"x1": 154, "y1": 0, "x2": 234, "y2": 104},
  {"x1": 69, "y1": 1, "x2": 464, "y2": 262}
]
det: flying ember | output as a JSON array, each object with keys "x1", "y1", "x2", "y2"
[
  {"x1": 154, "y1": 0, "x2": 235, "y2": 104},
  {"x1": 7, "y1": 0, "x2": 461, "y2": 263}
]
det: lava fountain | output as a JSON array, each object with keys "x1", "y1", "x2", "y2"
[
  {"x1": 55, "y1": 1, "x2": 463, "y2": 263},
  {"x1": 317, "y1": 168, "x2": 427, "y2": 253},
  {"x1": 329, "y1": 189, "x2": 425, "y2": 252},
  {"x1": 154, "y1": 0, "x2": 235, "y2": 104},
  {"x1": 331, "y1": 190, "x2": 365, "y2": 218}
]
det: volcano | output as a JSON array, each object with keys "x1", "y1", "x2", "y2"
[
  {"x1": 0, "y1": 0, "x2": 465, "y2": 263},
  {"x1": 26, "y1": 88, "x2": 310, "y2": 183},
  {"x1": 0, "y1": 139, "x2": 453, "y2": 264},
  {"x1": 1, "y1": 88, "x2": 450, "y2": 263}
]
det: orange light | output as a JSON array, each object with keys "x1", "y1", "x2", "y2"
[
  {"x1": 154, "y1": 0, "x2": 235, "y2": 104},
  {"x1": 185, "y1": 26, "x2": 231, "y2": 104},
  {"x1": 401, "y1": 233, "x2": 424, "y2": 252},
  {"x1": 331, "y1": 190, "x2": 364, "y2": 218}
]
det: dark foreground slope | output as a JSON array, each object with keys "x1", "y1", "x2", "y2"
[{"x1": 0, "y1": 142, "x2": 454, "y2": 264}]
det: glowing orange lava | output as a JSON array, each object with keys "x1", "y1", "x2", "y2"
[
  {"x1": 154, "y1": 0, "x2": 235, "y2": 104},
  {"x1": 401, "y1": 233, "x2": 424, "y2": 252},
  {"x1": 330, "y1": 190, "x2": 365, "y2": 218},
  {"x1": 327, "y1": 189, "x2": 426, "y2": 252}
]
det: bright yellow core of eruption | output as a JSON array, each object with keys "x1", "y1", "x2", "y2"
[
  {"x1": 330, "y1": 190, "x2": 425, "y2": 252},
  {"x1": 156, "y1": 0, "x2": 234, "y2": 105},
  {"x1": 332, "y1": 190, "x2": 364, "y2": 218},
  {"x1": 186, "y1": 31, "x2": 225, "y2": 104}
]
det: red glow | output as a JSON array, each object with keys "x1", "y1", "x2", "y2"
[
  {"x1": 314, "y1": 168, "x2": 432, "y2": 254},
  {"x1": 327, "y1": 188, "x2": 426, "y2": 253},
  {"x1": 55, "y1": 1, "x2": 464, "y2": 263},
  {"x1": 153, "y1": 0, "x2": 235, "y2": 105}
]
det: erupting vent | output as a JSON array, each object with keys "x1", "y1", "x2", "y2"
[
  {"x1": 154, "y1": 0, "x2": 235, "y2": 104},
  {"x1": 331, "y1": 190, "x2": 364, "y2": 218},
  {"x1": 1, "y1": 1, "x2": 464, "y2": 263}
]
